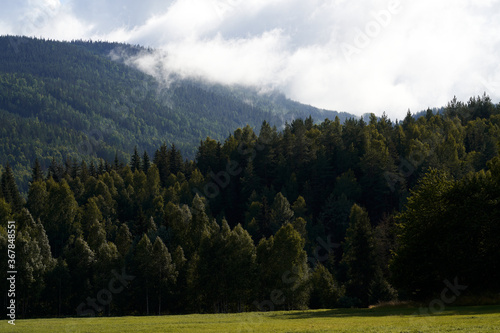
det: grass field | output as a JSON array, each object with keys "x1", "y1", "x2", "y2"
[{"x1": 4, "y1": 305, "x2": 500, "y2": 332}]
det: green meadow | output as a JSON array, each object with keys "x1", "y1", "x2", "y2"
[{"x1": 5, "y1": 305, "x2": 500, "y2": 333}]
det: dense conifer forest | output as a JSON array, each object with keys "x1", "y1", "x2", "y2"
[{"x1": 1, "y1": 92, "x2": 500, "y2": 317}]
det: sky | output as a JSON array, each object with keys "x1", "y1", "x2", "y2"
[{"x1": 1, "y1": 0, "x2": 499, "y2": 120}]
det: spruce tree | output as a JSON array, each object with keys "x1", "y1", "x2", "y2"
[
  {"x1": 340, "y1": 204, "x2": 378, "y2": 307},
  {"x1": 1, "y1": 164, "x2": 24, "y2": 211},
  {"x1": 31, "y1": 158, "x2": 44, "y2": 183},
  {"x1": 134, "y1": 234, "x2": 153, "y2": 315},
  {"x1": 151, "y1": 237, "x2": 177, "y2": 314},
  {"x1": 142, "y1": 151, "x2": 151, "y2": 173},
  {"x1": 130, "y1": 146, "x2": 141, "y2": 172},
  {"x1": 154, "y1": 143, "x2": 170, "y2": 187},
  {"x1": 115, "y1": 223, "x2": 133, "y2": 257},
  {"x1": 169, "y1": 144, "x2": 183, "y2": 175}
]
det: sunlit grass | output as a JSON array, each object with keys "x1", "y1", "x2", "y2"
[{"x1": 6, "y1": 305, "x2": 500, "y2": 332}]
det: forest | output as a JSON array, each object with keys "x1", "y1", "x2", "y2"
[{"x1": 1, "y1": 94, "x2": 499, "y2": 317}]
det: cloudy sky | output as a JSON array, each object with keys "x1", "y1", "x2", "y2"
[{"x1": 1, "y1": 0, "x2": 499, "y2": 119}]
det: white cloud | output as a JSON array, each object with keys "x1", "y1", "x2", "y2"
[
  {"x1": 0, "y1": 21, "x2": 13, "y2": 36},
  {"x1": 1, "y1": 0, "x2": 500, "y2": 119}
]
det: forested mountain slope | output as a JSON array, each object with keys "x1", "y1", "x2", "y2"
[{"x1": 0, "y1": 36, "x2": 347, "y2": 192}]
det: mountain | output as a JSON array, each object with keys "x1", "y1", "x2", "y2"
[{"x1": 0, "y1": 36, "x2": 354, "y2": 191}]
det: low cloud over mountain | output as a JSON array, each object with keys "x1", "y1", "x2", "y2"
[{"x1": 2, "y1": 0, "x2": 499, "y2": 119}]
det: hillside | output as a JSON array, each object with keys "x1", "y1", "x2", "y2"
[{"x1": 0, "y1": 36, "x2": 349, "y2": 191}]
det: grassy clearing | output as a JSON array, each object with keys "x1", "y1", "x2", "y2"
[{"x1": 4, "y1": 305, "x2": 500, "y2": 332}]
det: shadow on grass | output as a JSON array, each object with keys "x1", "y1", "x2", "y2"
[{"x1": 275, "y1": 304, "x2": 500, "y2": 320}]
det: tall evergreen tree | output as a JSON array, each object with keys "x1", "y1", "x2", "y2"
[
  {"x1": 80, "y1": 161, "x2": 89, "y2": 182},
  {"x1": 133, "y1": 234, "x2": 153, "y2": 315},
  {"x1": 340, "y1": 204, "x2": 378, "y2": 307},
  {"x1": 113, "y1": 152, "x2": 122, "y2": 170},
  {"x1": 151, "y1": 237, "x2": 177, "y2": 314},
  {"x1": 88, "y1": 161, "x2": 97, "y2": 178},
  {"x1": 115, "y1": 223, "x2": 133, "y2": 257},
  {"x1": 270, "y1": 192, "x2": 294, "y2": 234},
  {"x1": 169, "y1": 144, "x2": 183, "y2": 175},
  {"x1": 130, "y1": 146, "x2": 141, "y2": 172},
  {"x1": 309, "y1": 264, "x2": 341, "y2": 309},
  {"x1": 64, "y1": 236, "x2": 95, "y2": 312},
  {"x1": 44, "y1": 179, "x2": 78, "y2": 257},
  {"x1": 154, "y1": 143, "x2": 170, "y2": 187},
  {"x1": 31, "y1": 158, "x2": 44, "y2": 183},
  {"x1": 142, "y1": 151, "x2": 151, "y2": 173},
  {"x1": 256, "y1": 223, "x2": 309, "y2": 310},
  {"x1": 1, "y1": 164, "x2": 24, "y2": 211},
  {"x1": 27, "y1": 181, "x2": 48, "y2": 227},
  {"x1": 98, "y1": 159, "x2": 105, "y2": 175},
  {"x1": 47, "y1": 158, "x2": 62, "y2": 182}
]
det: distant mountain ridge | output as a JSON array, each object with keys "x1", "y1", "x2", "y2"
[
  {"x1": 0, "y1": 36, "x2": 353, "y2": 191},
  {"x1": 72, "y1": 38, "x2": 354, "y2": 124}
]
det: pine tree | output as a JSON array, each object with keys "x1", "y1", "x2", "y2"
[
  {"x1": 33, "y1": 217, "x2": 56, "y2": 273},
  {"x1": 1, "y1": 164, "x2": 24, "y2": 211},
  {"x1": 47, "y1": 158, "x2": 62, "y2": 182},
  {"x1": 171, "y1": 245, "x2": 187, "y2": 311},
  {"x1": 64, "y1": 236, "x2": 95, "y2": 311},
  {"x1": 189, "y1": 194, "x2": 217, "y2": 252},
  {"x1": 27, "y1": 180, "x2": 48, "y2": 224},
  {"x1": 272, "y1": 223, "x2": 309, "y2": 309},
  {"x1": 104, "y1": 160, "x2": 112, "y2": 173},
  {"x1": 43, "y1": 258, "x2": 71, "y2": 316},
  {"x1": 142, "y1": 151, "x2": 151, "y2": 173},
  {"x1": 113, "y1": 152, "x2": 122, "y2": 170},
  {"x1": 81, "y1": 197, "x2": 103, "y2": 237},
  {"x1": 319, "y1": 193, "x2": 353, "y2": 244},
  {"x1": 291, "y1": 196, "x2": 307, "y2": 219},
  {"x1": 340, "y1": 204, "x2": 378, "y2": 307},
  {"x1": 133, "y1": 234, "x2": 153, "y2": 315},
  {"x1": 94, "y1": 241, "x2": 119, "y2": 315},
  {"x1": 31, "y1": 158, "x2": 44, "y2": 183},
  {"x1": 87, "y1": 220, "x2": 107, "y2": 252},
  {"x1": 130, "y1": 146, "x2": 141, "y2": 172},
  {"x1": 70, "y1": 158, "x2": 80, "y2": 179},
  {"x1": 115, "y1": 223, "x2": 132, "y2": 257},
  {"x1": 169, "y1": 144, "x2": 183, "y2": 175},
  {"x1": 80, "y1": 161, "x2": 89, "y2": 182},
  {"x1": 309, "y1": 264, "x2": 341, "y2": 309},
  {"x1": 270, "y1": 192, "x2": 294, "y2": 233},
  {"x1": 14, "y1": 210, "x2": 55, "y2": 316},
  {"x1": 16, "y1": 229, "x2": 37, "y2": 317},
  {"x1": 44, "y1": 179, "x2": 78, "y2": 257},
  {"x1": 226, "y1": 224, "x2": 257, "y2": 311},
  {"x1": 63, "y1": 158, "x2": 72, "y2": 179},
  {"x1": 98, "y1": 159, "x2": 105, "y2": 175},
  {"x1": 151, "y1": 237, "x2": 177, "y2": 314},
  {"x1": 256, "y1": 196, "x2": 272, "y2": 239},
  {"x1": 256, "y1": 223, "x2": 309, "y2": 310},
  {"x1": 0, "y1": 197, "x2": 12, "y2": 223},
  {"x1": 154, "y1": 143, "x2": 170, "y2": 187},
  {"x1": 89, "y1": 161, "x2": 97, "y2": 177}
]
